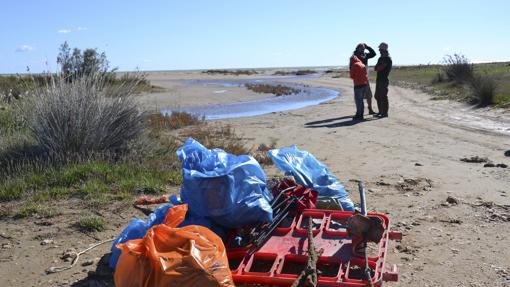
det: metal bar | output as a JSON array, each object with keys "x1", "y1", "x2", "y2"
[
  {"x1": 358, "y1": 181, "x2": 367, "y2": 216},
  {"x1": 271, "y1": 185, "x2": 296, "y2": 207},
  {"x1": 358, "y1": 181, "x2": 374, "y2": 287}
]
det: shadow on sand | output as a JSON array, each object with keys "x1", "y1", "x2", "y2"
[
  {"x1": 305, "y1": 115, "x2": 379, "y2": 128},
  {"x1": 71, "y1": 254, "x2": 114, "y2": 286}
]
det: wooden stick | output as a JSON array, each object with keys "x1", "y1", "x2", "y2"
[{"x1": 291, "y1": 217, "x2": 324, "y2": 287}]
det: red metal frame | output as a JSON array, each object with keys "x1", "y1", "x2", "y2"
[{"x1": 226, "y1": 209, "x2": 401, "y2": 286}]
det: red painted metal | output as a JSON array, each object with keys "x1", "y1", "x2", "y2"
[{"x1": 226, "y1": 209, "x2": 400, "y2": 286}]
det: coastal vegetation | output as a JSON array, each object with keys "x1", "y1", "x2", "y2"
[
  {"x1": 0, "y1": 46, "x2": 276, "y2": 226},
  {"x1": 333, "y1": 55, "x2": 510, "y2": 107},
  {"x1": 273, "y1": 69, "x2": 317, "y2": 76},
  {"x1": 384, "y1": 55, "x2": 509, "y2": 107},
  {"x1": 203, "y1": 69, "x2": 258, "y2": 75},
  {"x1": 245, "y1": 83, "x2": 301, "y2": 96}
]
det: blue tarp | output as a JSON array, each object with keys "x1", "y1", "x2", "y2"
[
  {"x1": 177, "y1": 138, "x2": 273, "y2": 228},
  {"x1": 268, "y1": 145, "x2": 354, "y2": 211}
]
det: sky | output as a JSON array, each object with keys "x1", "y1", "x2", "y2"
[{"x1": 2, "y1": 0, "x2": 509, "y2": 73}]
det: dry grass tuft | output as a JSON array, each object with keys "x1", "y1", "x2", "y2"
[
  {"x1": 179, "y1": 124, "x2": 250, "y2": 155},
  {"x1": 252, "y1": 139, "x2": 277, "y2": 165},
  {"x1": 148, "y1": 112, "x2": 203, "y2": 132}
]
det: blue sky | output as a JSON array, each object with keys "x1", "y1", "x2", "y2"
[{"x1": 2, "y1": 0, "x2": 509, "y2": 73}]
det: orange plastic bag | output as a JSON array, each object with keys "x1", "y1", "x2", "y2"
[{"x1": 114, "y1": 204, "x2": 234, "y2": 287}]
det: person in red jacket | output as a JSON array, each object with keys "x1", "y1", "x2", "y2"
[
  {"x1": 350, "y1": 55, "x2": 369, "y2": 121},
  {"x1": 353, "y1": 43, "x2": 377, "y2": 114}
]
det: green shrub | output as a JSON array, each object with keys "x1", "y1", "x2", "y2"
[
  {"x1": 26, "y1": 72, "x2": 144, "y2": 156},
  {"x1": 442, "y1": 54, "x2": 474, "y2": 84},
  {"x1": 470, "y1": 75, "x2": 497, "y2": 107}
]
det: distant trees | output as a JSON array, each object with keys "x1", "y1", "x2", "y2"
[{"x1": 57, "y1": 41, "x2": 112, "y2": 79}]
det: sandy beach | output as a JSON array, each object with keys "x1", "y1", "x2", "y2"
[
  {"x1": 140, "y1": 71, "x2": 510, "y2": 286},
  {"x1": 1, "y1": 71, "x2": 508, "y2": 287}
]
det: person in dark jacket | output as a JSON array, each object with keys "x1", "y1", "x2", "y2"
[
  {"x1": 349, "y1": 55, "x2": 369, "y2": 121},
  {"x1": 374, "y1": 42, "x2": 392, "y2": 118},
  {"x1": 352, "y1": 43, "x2": 377, "y2": 114}
]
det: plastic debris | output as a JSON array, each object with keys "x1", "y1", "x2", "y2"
[
  {"x1": 114, "y1": 204, "x2": 234, "y2": 287},
  {"x1": 177, "y1": 138, "x2": 273, "y2": 228},
  {"x1": 108, "y1": 203, "x2": 174, "y2": 269},
  {"x1": 268, "y1": 145, "x2": 354, "y2": 211}
]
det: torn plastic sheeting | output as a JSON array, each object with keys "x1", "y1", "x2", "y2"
[
  {"x1": 109, "y1": 203, "x2": 174, "y2": 269},
  {"x1": 114, "y1": 204, "x2": 235, "y2": 287},
  {"x1": 177, "y1": 138, "x2": 273, "y2": 228},
  {"x1": 268, "y1": 145, "x2": 354, "y2": 211}
]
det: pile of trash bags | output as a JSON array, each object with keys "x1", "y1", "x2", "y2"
[
  {"x1": 111, "y1": 138, "x2": 354, "y2": 286},
  {"x1": 177, "y1": 138, "x2": 273, "y2": 228},
  {"x1": 115, "y1": 205, "x2": 234, "y2": 287}
]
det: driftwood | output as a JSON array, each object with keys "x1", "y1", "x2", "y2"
[{"x1": 291, "y1": 217, "x2": 324, "y2": 287}]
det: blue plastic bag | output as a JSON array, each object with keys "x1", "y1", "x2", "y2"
[
  {"x1": 177, "y1": 138, "x2": 273, "y2": 228},
  {"x1": 109, "y1": 203, "x2": 173, "y2": 269},
  {"x1": 268, "y1": 145, "x2": 354, "y2": 211}
]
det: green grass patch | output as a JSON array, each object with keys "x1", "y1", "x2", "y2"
[
  {"x1": 0, "y1": 157, "x2": 182, "y2": 215},
  {"x1": 14, "y1": 202, "x2": 58, "y2": 219},
  {"x1": 77, "y1": 216, "x2": 106, "y2": 232}
]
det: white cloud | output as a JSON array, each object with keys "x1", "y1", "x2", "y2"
[
  {"x1": 57, "y1": 29, "x2": 71, "y2": 34},
  {"x1": 77, "y1": 26, "x2": 88, "y2": 31},
  {"x1": 16, "y1": 45, "x2": 34, "y2": 52}
]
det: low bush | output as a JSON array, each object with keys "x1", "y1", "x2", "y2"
[
  {"x1": 253, "y1": 139, "x2": 277, "y2": 165},
  {"x1": 470, "y1": 75, "x2": 497, "y2": 107},
  {"x1": 26, "y1": 72, "x2": 144, "y2": 156},
  {"x1": 431, "y1": 72, "x2": 446, "y2": 84},
  {"x1": 442, "y1": 54, "x2": 474, "y2": 84}
]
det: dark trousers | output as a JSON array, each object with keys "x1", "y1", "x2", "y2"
[
  {"x1": 375, "y1": 80, "x2": 389, "y2": 115},
  {"x1": 354, "y1": 86, "x2": 367, "y2": 117}
]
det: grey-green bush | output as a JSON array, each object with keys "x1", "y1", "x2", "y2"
[
  {"x1": 26, "y1": 72, "x2": 145, "y2": 156},
  {"x1": 470, "y1": 75, "x2": 497, "y2": 107},
  {"x1": 442, "y1": 54, "x2": 474, "y2": 84}
]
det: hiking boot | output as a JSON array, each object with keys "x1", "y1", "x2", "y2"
[
  {"x1": 368, "y1": 109, "x2": 376, "y2": 115},
  {"x1": 352, "y1": 115, "x2": 364, "y2": 121},
  {"x1": 377, "y1": 113, "x2": 388, "y2": 118}
]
